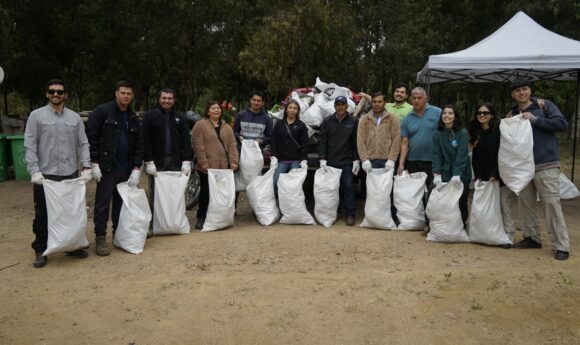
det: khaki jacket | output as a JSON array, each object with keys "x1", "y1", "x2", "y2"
[
  {"x1": 357, "y1": 110, "x2": 401, "y2": 161},
  {"x1": 192, "y1": 118, "x2": 239, "y2": 173}
]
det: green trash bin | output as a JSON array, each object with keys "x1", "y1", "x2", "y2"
[
  {"x1": 7, "y1": 134, "x2": 30, "y2": 181},
  {"x1": 0, "y1": 134, "x2": 8, "y2": 181}
]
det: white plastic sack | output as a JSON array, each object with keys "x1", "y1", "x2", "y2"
[
  {"x1": 278, "y1": 168, "x2": 315, "y2": 225},
  {"x1": 559, "y1": 173, "x2": 580, "y2": 199},
  {"x1": 235, "y1": 139, "x2": 264, "y2": 192},
  {"x1": 426, "y1": 182, "x2": 469, "y2": 243},
  {"x1": 498, "y1": 115, "x2": 535, "y2": 195},
  {"x1": 113, "y1": 183, "x2": 152, "y2": 254},
  {"x1": 468, "y1": 181, "x2": 512, "y2": 246},
  {"x1": 42, "y1": 177, "x2": 89, "y2": 256},
  {"x1": 314, "y1": 166, "x2": 342, "y2": 227},
  {"x1": 302, "y1": 103, "x2": 325, "y2": 127},
  {"x1": 203, "y1": 169, "x2": 236, "y2": 231},
  {"x1": 315, "y1": 77, "x2": 352, "y2": 100},
  {"x1": 360, "y1": 169, "x2": 396, "y2": 230},
  {"x1": 394, "y1": 171, "x2": 427, "y2": 230},
  {"x1": 153, "y1": 172, "x2": 190, "y2": 235},
  {"x1": 246, "y1": 168, "x2": 280, "y2": 226}
]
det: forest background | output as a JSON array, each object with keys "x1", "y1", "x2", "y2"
[{"x1": 0, "y1": 0, "x2": 579, "y2": 128}]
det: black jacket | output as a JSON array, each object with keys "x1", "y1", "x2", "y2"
[
  {"x1": 140, "y1": 107, "x2": 193, "y2": 170},
  {"x1": 319, "y1": 113, "x2": 359, "y2": 166},
  {"x1": 270, "y1": 118, "x2": 308, "y2": 161},
  {"x1": 86, "y1": 101, "x2": 143, "y2": 172},
  {"x1": 471, "y1": 125, "x2": 500, "y2": 181}
]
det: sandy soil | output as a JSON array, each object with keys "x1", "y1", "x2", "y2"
[{"x1": 0, "y1": 178, "x2": 579, "y2": 345}]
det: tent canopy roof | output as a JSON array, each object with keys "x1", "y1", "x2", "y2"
[{"x1": 417, "y1": 11, "x2": 580, "y2": 84}]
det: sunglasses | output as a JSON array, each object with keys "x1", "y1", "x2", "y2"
[
  {"x1": 47, "y1": 89, "x2": 65, "y2": 95},
  {"x1": 476, "y1": 111, "x2": 491, "y2": 116}
]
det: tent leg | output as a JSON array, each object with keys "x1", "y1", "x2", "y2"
[{"x1": 572, "y1": 70, "x2": 579, "y2": 182}]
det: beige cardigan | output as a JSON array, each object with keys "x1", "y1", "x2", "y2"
[{"x1": 192, "y1": 118, "x2": 239, "y2": 173}]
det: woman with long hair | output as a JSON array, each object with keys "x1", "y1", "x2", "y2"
[
  {"x1": 469, "y1": 102, "x2": 515, "y2": 247},
  {"x1": 431, "y1": 104, "x2": 472, "y2": 225},
  {"x1": 191, "y1": 100, "x2": 239, "y2": 229},
  {"x1": 269, "y1": 99, "x2": 309, "y2": 193}
]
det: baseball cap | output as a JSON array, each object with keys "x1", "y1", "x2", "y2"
[{"x1": 334, "y1": 96, "x2": 348, "y2": 104}]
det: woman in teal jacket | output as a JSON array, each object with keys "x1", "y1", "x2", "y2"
[{"x1": 432, "y1": 104, "x2": 472, "y2": 225}]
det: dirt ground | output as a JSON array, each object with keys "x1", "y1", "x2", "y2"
[{"x1": 1, "y1": 178, "x2": 579, "y2": 345}]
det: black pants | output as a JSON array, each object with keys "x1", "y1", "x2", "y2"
[
  {"x1": 406, "y1": 160, "x2": 433, "y2": 225},
  {"x1": 197, "y1": 171, "x2": 209, "y2": 220},
  {"x1": 459, "y1": 181, "x2": 470, "y2": 225},
  {"x1": 31, "y1": 172, "x2": 78, "y2": 253},
  {"x1": 93, "y1": 171, "x2": 130, "y2": 237}
]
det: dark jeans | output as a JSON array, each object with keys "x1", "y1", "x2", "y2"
[
  {"x1": 93, "y1": 170, "x2": 130, "y2": 237},
  {"x1": 197, "y1": 171, "x2": 209, "y2": 220},
  {"x1": 31, "y1": 172, "x2": 78, "y2": 253},
  {"x1": 406, "y1": 160, "x2": 433, "y2": 225},
  {"x1": 333, "y1": 163, "x2": 355, "y2": 217},
  {"x1": 459, "y1": 181, "x2": 470, "y2": 225},
  {"x1": 370, "y1": 159, "x2": 386, "y2": 169}
]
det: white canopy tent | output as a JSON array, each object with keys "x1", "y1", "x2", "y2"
[
  {"x1": 417, "y1": 11, "x2": 580, "y2": 84},
  {"x1": 417, "y1": 11, "x2": 580, "y2": 180}
]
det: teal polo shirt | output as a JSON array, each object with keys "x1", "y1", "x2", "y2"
[
  {"x1": 385, "y1": 102, "x2": 412, "y2": 122},
  {"x1": 400, "y1": 104, "x2": 442, "y2": 161}
]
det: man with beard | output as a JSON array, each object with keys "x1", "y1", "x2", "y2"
[{"x1": 385, "y1": 83, "x2": 413, "y2": 122}]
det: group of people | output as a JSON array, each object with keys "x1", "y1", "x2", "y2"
[{"x1": 24, "y1": 77, "x2": 571, "y2": 269}]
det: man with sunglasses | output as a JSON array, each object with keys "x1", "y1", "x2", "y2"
[
  {"x1": 508, "y1": 78, "x2": 570, "y2": 260},
  {"x1": 86, "y1": 81, "x2": 143, "y2": 256},
  {"x1": 24, "y1": 79, "x2": 92, "y2": 268}
]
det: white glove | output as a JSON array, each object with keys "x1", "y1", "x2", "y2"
[
  {"x1": 81, "y1": 169, "x2": 92, "y2": 183},
  {"x1": 145, "y1": 161, "x2": 157, "y2": 176},
  {"x1": 362, "y1": 160, "x2": 372, "y2": 173},
  {"x1": 385, "y1": 160, "x2": 395, "y2": 172},
  {"x1": 128, "y1": 169, "x2": 141, "y2": 187},
  {"x1": 181, "y1": 161, "x2": 191, "y2": 176},
  {"x1": 433, "y1": 174, "x2": 442, "y2": 187},
  {"x1": 270, "y1": 156, "x2": 278, "y2": 170},
  {"x1": 91, "y1": 163, "x2": 102, "y2": 182},
  {"x1": 352, "y1": 160, "x2": 360, "y2": 175},
  {"x1": 300, "y1": 160, "x2": 308, "y2": 169},
  {"x1": 320, "y1": 160, "x2": 327, "y2": 171},
  {"x1": 451, "y1": 176, "x2": 462, "y2": 184},
  {"x1": 31, "y1": 172, "x2": 44, "y2": 185}
]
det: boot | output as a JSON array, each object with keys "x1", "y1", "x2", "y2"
[{"x1": 95, "y1": 235, "x2": 110, "y2": 256}]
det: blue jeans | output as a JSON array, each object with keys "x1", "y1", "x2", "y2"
[
  {"x1": 370, "y1": 159, "x2": 387, "y2": 169},
  {"x1": 273, "y1": 160, "x2": 301, "y2": 194},
  {"x1": 333, "y1": 163, "x2": 355, "y2": 217}
]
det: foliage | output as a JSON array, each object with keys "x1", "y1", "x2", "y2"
[{"x1": 0, "y1": 0, "x2": 578, "y2": 116}]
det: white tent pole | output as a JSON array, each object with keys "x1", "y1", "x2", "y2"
[{"x1": 572, "y1": 70, "x2": 579, "y2": 182}]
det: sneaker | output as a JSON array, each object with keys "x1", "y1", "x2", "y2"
[
  {"x1": 66, "y1": 249, "x2": 89, "y2": 258},
  {"x1": 555, "y1": 250, "x2": 569, "y2": 260},
  {"x1": 345, "y1": 216, "x2": 355, "y2": 226},
  {"x1": 513, "y1": 237, "x2": 542, "y2": 249},
  {"x1": 195, "y1": 217, "x2": 205, "y2": 230},
  {"x1": 422, "y1": 226, "x2": 430, "y2": 237},
  {"x1": 33, "y1": 253, "x2": 47, "y2": 268},
  {"x1": 95, "y1": 235, "x2": 110, "y2": 256}
]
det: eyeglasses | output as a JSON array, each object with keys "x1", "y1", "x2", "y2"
[
  {"x1": 476, "y1": 111, "x2": 491, "y2": 116},
  {"x1": 47, "y1": 89, "x2": 65, "y2": 95}
]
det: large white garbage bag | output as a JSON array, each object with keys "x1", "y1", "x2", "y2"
[
  {"x1": 426, "y1": 182, "x2": 469, "y2": 243},
  {"x1": 559, "y1": 173, "x2": 580, "y2": 199},
  {"x1": 468, "y1": 180, "x2": 512, "y2": 246},
  {"x1": 113, "y1": 183, "x2": 152, "y2": 254},
  {"x1": 203, "y1": 169, "x2": 236, "y2": 231},
  {"x1": 235, "y1": 139, "x2": 264, "y2": 192},
  {"x1": 314, "y1": 166, "x2": 342, "y2": 227},
  {"x1": 360, "y1": 169, "x2": 396, "y2": 230},
  {"x1": 315, "y1": 77, "x2": 352, "y2": 100},
  {"x1": 246, "y1": 168, "x2": 280, "y2": 226},
  {"x1": 394, "y1": 171, "x2": 427, "y2": 230},
  {"x1": 278, "y1": 168, "x2": 315, "y2": 225},
  {"x1": 498, "y1": 115, "x2": 535, "y2": 195},
  {"x1": 42, "y1": 177, "x2": 89, "y2": 256},
  {"x1": 302, "y1": 103, "x2": 325, "y2": 127},
  {"x1": 153, "y1": 172, "x2": 190, "y2": 235}
]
